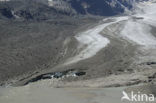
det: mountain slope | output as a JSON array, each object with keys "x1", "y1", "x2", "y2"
[
  {"x1": 0, "y1": 0, "x2": 73, "y2": 21},
  {"x1": 0, "y1": 0, "x2": 141, "y2": 21},
  {"x1": 67, "y1": 0, "x2": 135, "y2": 16}
]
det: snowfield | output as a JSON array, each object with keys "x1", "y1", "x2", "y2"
[
  {"x1": 139, "y1": 2, "x2": 156, "y2": 26},
  {"x1": 121, "y1": 1, "x2": 156, "y2": 46},
  {"x1": 121, "y1": 20, "x2": 156, "y2": 46}
]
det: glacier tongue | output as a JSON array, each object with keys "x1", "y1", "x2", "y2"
[
  {"x1": 65, "y1": 1, "x2": 156, "y2": 65},
  {"x1": 65, "y1": 17, "x2": 128, "y2": 65}
]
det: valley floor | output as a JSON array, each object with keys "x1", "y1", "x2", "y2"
[{"x1": 0, "y1": 1, "x2": 156, "y2": 103}]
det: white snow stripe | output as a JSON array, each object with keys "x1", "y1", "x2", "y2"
[{"x1": 65, "y1": 17, "x2": 128, "y2": 65}]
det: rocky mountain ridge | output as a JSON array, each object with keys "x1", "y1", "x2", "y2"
[{"x1": 0, "y1": 0, "x2": 149, "y2": 21}]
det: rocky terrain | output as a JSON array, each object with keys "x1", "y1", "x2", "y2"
[
  {"x1": 0, "y1": 0, "x2": 138, "y2": 19},
  {"x1": 0, "y1": 0, "x2": 148, "y2": 86},
  {"x1": 0, "y1": 0, "x2": 155, "y2": 91},
  {"x1": 0, "y1": 0, "x2": 101, "y2": 85},
  {"x1": 0, "y1": 0, "x2": 156, "y2": 103},
  {"x1": 9, "y1": 0, "x2": 156, "y2": 87}
]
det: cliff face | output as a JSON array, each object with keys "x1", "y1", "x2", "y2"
[
  {"x1": 67, "y1": 0, "x2": 136, "y2": 16},
  {"x1": 47, "y1": 0, "x2": 137, "y2": 16},
  {"x1": 0, "y1": 0, "x2": 67, "y2": 21}
]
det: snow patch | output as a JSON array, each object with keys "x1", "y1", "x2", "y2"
[
  {"x1": 121, "y1": 1, "x2": 156, "y2": 46},
  {"x1": 135, "y1": 2, "x2": 156, "y2": 26},
  {"x1": 121, "y1": 21, "x2": 156, "y2": 46}
]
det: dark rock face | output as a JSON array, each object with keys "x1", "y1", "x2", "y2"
[
  {"x1": 0, "y1": 0, "x2": 67, "y2": 21},
  {"x1": 0, "y1": 0, "x2": 144, "y2": 20},
  {"x1": 47, "y1": 0, "x2": 137, "y2": 16},
  {"x1": 0, "y1": 8, "x2": 13, "y2": 18},
  {"x1": 68, "y1": 0, "x2": 134, "y2": 16}
]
